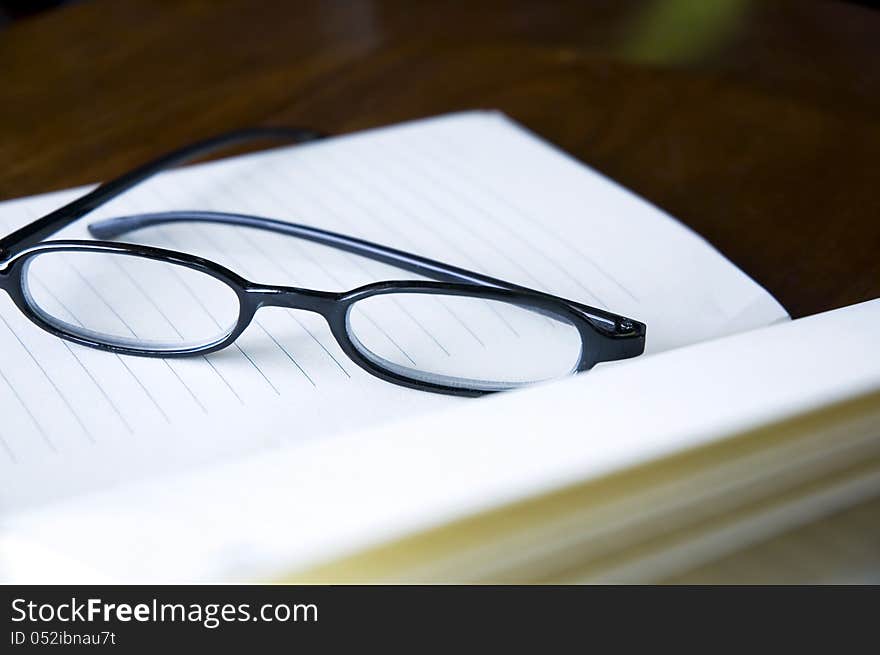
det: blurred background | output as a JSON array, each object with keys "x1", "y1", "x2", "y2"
[{"x1": 4, "y1": 0, "x2": 880, "y2": 25}]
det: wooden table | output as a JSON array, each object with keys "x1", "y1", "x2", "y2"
[{"x1": 1, "y1": 0, "x2": 878, "y2": 319}]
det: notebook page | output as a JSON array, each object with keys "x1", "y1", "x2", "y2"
[
  {"x1": 662, "y1": 494, "x2": 880, "y2": 584},
  {"x1": 2, "y1": 299, "x2": 875, "y2": 584},
  {"x1": 0, "y1": 111, "x2": 787, "y2": 510}
]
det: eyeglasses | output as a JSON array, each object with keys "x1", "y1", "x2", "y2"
[{"x1": 0, "y1": 128, "x2": 646, "y2": 397}]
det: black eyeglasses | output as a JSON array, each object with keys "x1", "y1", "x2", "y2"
[{"x1": 0, "y1": 128, "x2": 645, "y2": 397}]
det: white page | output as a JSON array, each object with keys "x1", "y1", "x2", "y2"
[
  {"x1": 1, "y1": 299, "x2": 876, "y2": 584},
  {"x1": 0, "y1": 111, "x2": 787, "y2": 511}
]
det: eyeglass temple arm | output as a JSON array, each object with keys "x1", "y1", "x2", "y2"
[
  {"x1": 87, "y1": 210, "x2": 645, "y2": 341},
  {"x1": 0, "y1": 127, "x2": 325, "y2": 256}
]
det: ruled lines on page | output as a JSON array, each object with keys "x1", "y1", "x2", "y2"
[{"x1": 0, "y1": 112, "x2": 787, "y2": 510}]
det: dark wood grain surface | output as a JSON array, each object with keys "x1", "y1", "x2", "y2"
[{"x1": 2, "y1": 0, "x2": 878, "y2": 318}]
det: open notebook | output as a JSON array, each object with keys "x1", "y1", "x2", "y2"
[{"x1": 5, "y1": 112, "x2": 872, "y2": 583}]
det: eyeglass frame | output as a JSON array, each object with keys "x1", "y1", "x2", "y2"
[{"x1": 0, "y1": 127, "x2": 646, "y2": 397}]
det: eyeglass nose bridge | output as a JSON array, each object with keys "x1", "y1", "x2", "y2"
[{"x1": 246, "y1": 285, "x2": 340, "y2": 316}]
